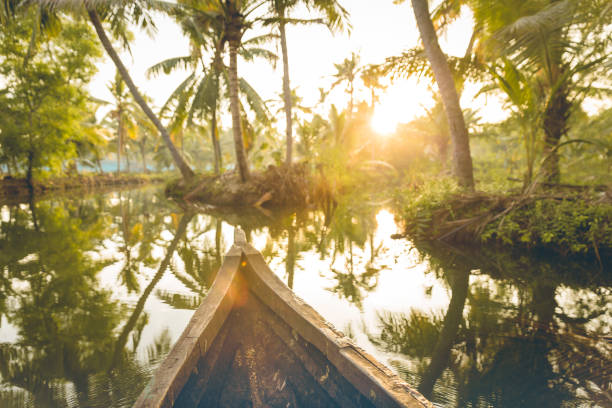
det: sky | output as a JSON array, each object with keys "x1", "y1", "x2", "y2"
[{"x1": 88, "y1": 0, "x2": 507, "y2": 135}]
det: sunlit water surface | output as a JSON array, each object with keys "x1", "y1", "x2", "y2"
[{"x1": 0, "y1": 186, "x2": 610, "y2": 407}]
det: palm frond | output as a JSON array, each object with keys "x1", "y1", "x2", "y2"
[
  {"x1": 188, "y1": 72, "x2": 218, "y2": 125},
  {"x1": 159, "y1": 72, "x2": 196, "y2": 115},
  {"x1": 239, "y1": 77, "x2": 269, "y2": 124},
  {"x1": 241, "y1": 33, "x2": 278, "y2": 46},
  {"x1": 239, "y1": 46, "x2": 278, "y2": 63},
  {"x1": 146, "y1": 55, "x2": 196, "y2": 78}
]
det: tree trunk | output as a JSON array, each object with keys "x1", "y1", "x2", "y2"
[
  {"x1": 418, "y1": 267, "x2": 470, "y2": 398},
  {"x1": 96, "y1": 156, "x2": 104, "y2": 174},
  {"x1": 286, "y1": 225, "x2": 296, "y2": 289},
  {"x1": 539, "y1": 0, "x2": 569, "y2": 186},
  {"x1": 210, "y1": 48, "x2": 223, "y2": 175},
  {"x1": 140, "y1": 143, "x2": 149, "y2": 174},
  {"x1": 210, "y1": 98, "x2": 222, "y2": 175},
  {"x1": 26, "y1": 150, "x2": 34, "y2": 194},
  {"x1": 227, "y1": 35, "x2": 250, "y2": 182},
  {"x1": 411, "y1": 0, "x2": 474, "y2": 189},
  {"x1": 541, "y1": 87, "x2": 570, "y2": 184},
  {"x1": 279, "y1": 16, "x2": 293, "y2": 165},
  {"x1": 87, "y1": 9, "x2": 194, "y2": 181},
  {"x1": 117, "y1": 109, "x2": 122, "y2": 174}
]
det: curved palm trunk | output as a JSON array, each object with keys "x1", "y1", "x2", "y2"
[
  {"x1": 418, "y1": 267, "x2": 470, "y2": 398},
  {"x1": 87, "y1": 9, "x2": 194, "y2": 181},
  {"x1": 108, "y1": 213, "x2": 193, "y2": 370},
  {"x1": 279, "y1": 16, "x2": 293, "y2": 165},
  {"x1": 228, "y1": 36, "x2": 250, "y2": 182},
  {"x1": 411, "y1": 0, "x2": 474, "y2": 189}
]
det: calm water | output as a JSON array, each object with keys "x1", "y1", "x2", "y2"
[{"x1": 0, "y1": 186, "x2": 610, "y2": 407}]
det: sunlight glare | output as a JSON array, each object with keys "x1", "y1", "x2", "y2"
[
  {"x1": 370, "y1": 80, "x2": 434, "y2": 135},
  {"x1": 375, "y1": 209, "x2": 398, "y2": 237},
  {"x1": 371, "y1": 108, "x2": 398, "y2": 135}
]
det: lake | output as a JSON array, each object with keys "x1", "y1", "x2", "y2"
[{"x1": 0, "y1": 185, "x2": 610, "y2": 407}]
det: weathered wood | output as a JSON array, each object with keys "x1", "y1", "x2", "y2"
[
  {"x1": 133, "y1": 246, "x2": 242, "y2": 408},
  {"x1": 242, "y1": 247, "x2": 431, "y2": 408},
  {"x1": 134, "y1": 230, "x2": 432, "y2": 408}
]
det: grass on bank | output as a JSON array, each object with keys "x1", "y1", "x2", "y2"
[{"x1": 395, "y1": 176, "x2": 612, "y2": 258}]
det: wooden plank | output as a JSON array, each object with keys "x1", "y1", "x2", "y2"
[
  {"x1": 242, "y1": 245, "x2": 433, "y2": 408},
  {"x1": 135, "y1": 229, "x2": 432, "y2": 408},
  {"x1": 133, "y1": 246, "x2": 243, "y2": 408}
]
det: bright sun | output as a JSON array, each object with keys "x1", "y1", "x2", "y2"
[
  {"x1": 369, "y1": 80, "x2": 435, "y2": 135},
  {"x1": 371, "y1": 107, "x2": 399, "y2": 135}
]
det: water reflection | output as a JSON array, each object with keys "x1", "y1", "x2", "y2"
[
  {"x1": 0, "y1": 186, "x2": 610, "y2": 407},
  {"x1": 371, "y1": 242, "x2": 611, "y2": 407},
  {"x1": 0, "y1": 189, "x2": 201, "y2": 407}
]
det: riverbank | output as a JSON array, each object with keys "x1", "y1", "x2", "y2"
[
  {"x1": 166, "y1": 164, "x2": 337, "y2": 210},
  {"x1": 0, "y1": 173, "x2": 166, "y2": 204},
  {"x1": 395, "y1": 180, "x2": 612, "y2": 261}
]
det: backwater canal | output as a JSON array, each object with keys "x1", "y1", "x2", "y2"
[{"x1": 0, "y1": 185, "x2": 610, "y2": 407}]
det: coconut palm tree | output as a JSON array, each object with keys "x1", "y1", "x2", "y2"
[
  {"x1": 486, "y1": 0, "x2": 611, "y2": 184},
  {"x1": 330, "y1": 52, "x2": 361, "y2": 121},
  {"x1": 104, "y1": 71, "x2": 137, "y2": 174},
  {"x1": 169, "y1": 0, "x2": 281, "y2": 182},
  {"x1": 409, "y1": 0, "x2": 475, "y2": 189},
  {"x1": 262, "y1": 0, "x2": 348, "y2": 165},
  {"x1": 148, "y1": 5, "x2": 276, "y2": 176},
  {"x1": 432, "y1": 0, "x2": 612, "y2": 184},
  {"x1": 360, "y1": 66, "x2": 385, "y2": 109},
  {"x1": 20, "y1": 0, "x2": 195, "y2": 180}
]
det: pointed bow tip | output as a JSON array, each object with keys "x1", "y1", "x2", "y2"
[{"x1": 234, "y1": 227, "x2": 247, "y2": 245}]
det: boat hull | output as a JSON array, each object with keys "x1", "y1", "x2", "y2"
[{"x1": 134, "y1": 235, "x2": 432, "y2": 408}]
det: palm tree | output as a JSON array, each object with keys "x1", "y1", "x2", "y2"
[
  {"x1": 148, "y1": 6, "x2": 275, "y2": 176},
  {"x1": 409, "y1": 0, "x2": 475, "y2": 189},
  {"x1": 262, "y1": 0, "x2": 348, "y2": 165},
  {"x1": 25, "y1": 0, "x2": 195, "y2": 180},
  {"x1": 433, "y1": 0, "x2": 612, "y2": 185},
  {"x1": 488, "y1": 0, "x2": 610, "y2": 184},
  {"x1": 170, "y1": 0, "x2": 278, "y2": 182},
  {"x1": 330, "y1": 52, "x2": 361, "y2": 121},
  {"x1": 104, "y1": 71, "x2": 137, "y2": 174},
  {"x1": 360, "y1": 66, "x2": 385, "y2": 109}
]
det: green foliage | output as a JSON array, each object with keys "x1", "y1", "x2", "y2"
[
  {"x1": 372, "y1": 311, "x2": 443, "y2": 357},
  {"x1": 481, "y1": 197, "x2": 612, "y2": 255},
  {"x1": 395, "y1": 177, "x2": 460, "y2": 240},
  {"x1": 0, "y1": 13, "x2": 101, "y2": 179},
  {"x1": 470, "y1": 106, "x2": 612, "y2": 189},
  {"x1": 397, "y1": 179, "x2": 612, "y2": 256}
]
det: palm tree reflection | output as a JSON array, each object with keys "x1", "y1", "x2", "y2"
[
  {"x1": 0, "y1": 191, "x2": 194, "y2": 407},
  {"x1": 370, "y1": 243, "x2": 612, "y2": 406}
]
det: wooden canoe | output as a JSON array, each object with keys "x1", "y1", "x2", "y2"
[{"x1": 134, "y1": 229, "x2": 432, "y2": 408}]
